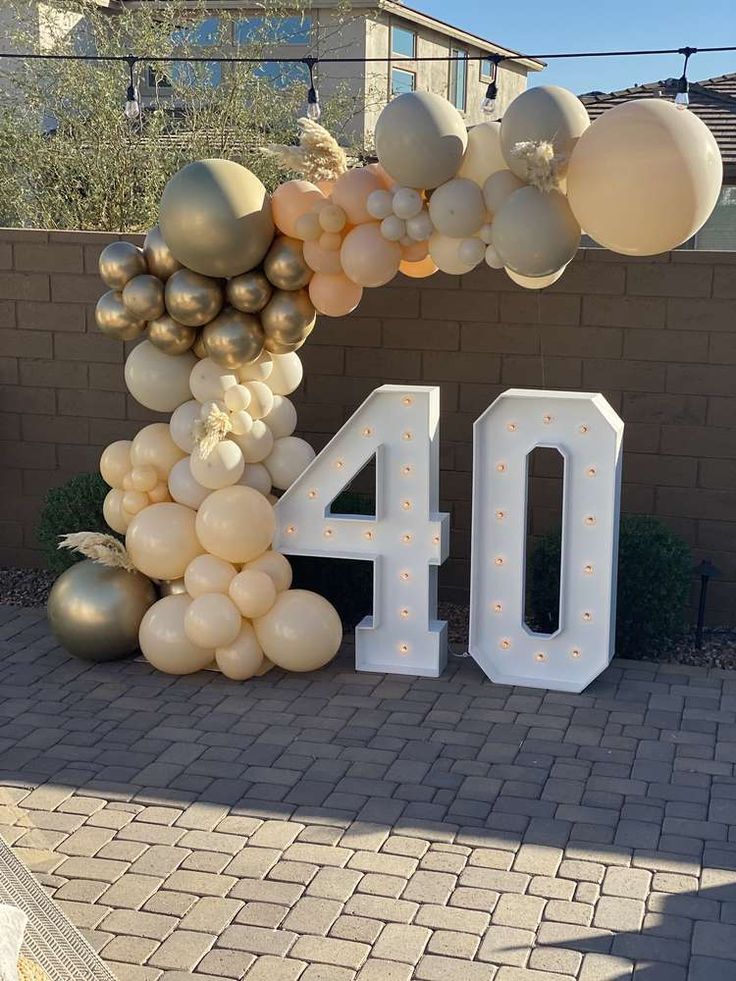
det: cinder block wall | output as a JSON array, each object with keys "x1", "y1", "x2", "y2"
[{"x1": 1, "y1": 229, "x2": 735, "y2": 623}]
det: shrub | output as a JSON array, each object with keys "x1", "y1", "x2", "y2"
[
  {"x1": 529, "y1": 515, "x2": 692, "y2": 660},
  {"x1": 37, "y1": 473, "x2": 113, "y2": 574}
]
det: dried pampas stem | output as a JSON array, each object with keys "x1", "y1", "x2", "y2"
[
  {"x1": 262, "y1": 117, "x2": 348, "y2": 183},
  {"x1": 58, "y1": 532, "x2": 135, "y2": 572},
  {"x1": 193, "y1": 403, "x2": 233, "y2": 458},
  {"x1": 511, "y1": 140, "x2": 562, "y2": 193}
]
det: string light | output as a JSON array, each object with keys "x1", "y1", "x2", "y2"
[
  {"x1": 124, "y1": 55, "x2": 140, "y2": 121},
  {"x1": 675, "y1": 46, "x2": 694, "y2": 109},
  {"x1": 303, "y1": 56, "x2": 320, "y2": 121},
  {"x1": 481, "y1": 54, "x2": 501, "y2": 116}
]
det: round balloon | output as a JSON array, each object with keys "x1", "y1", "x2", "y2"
[
  {"x1": 168, "y1": 457, "x2": 210, "y2": 509},
  {"x1": 195, "y1": 485, "x2": 276, "y2": 563},
  {"x1": 492, "y1": 187, "x2": 581, "y2": 277},
  {"x1": 98, "y1": 242, "x2": 147, "y2": 290},
  {"x1": 203, "y1": 307, "x2": 264, "y2": 370},
  {"x1": 104, "y1": 488, "x2": 129, "y2": 534},
  {"x1": 125, "y1": 341, "x2": 197, "y2": 413},
  {"x1": 263, "y1": 395, "x2": 297, "y2": 438},
  {"x1": 272, "y1": 180, "x2": 325, "y2": 238},
  {"x1": 239, "y1": 352, "x2": 273, "y2": 384},
  {"x1": 482, "y1": 169, "x2": 526, "y2": 216},
  {"x1": 139, "y1": 594, "x2": 213, "y2": 675},
  {"x1": 566, "y1": 99, "x2": 723, "y2": 255},
  {"x1": 265, "y1": 353, "x2": 303, "y2": 396},
  {"x1": 159, "y1": 159, "x2": 275, "y2": 277},
  {"x1": 100, "y1": 440, "x2": 132, "y2": 488},
  {"x1": 457, "y1": 121, "x2": 507, "y2": 187},
  {"x1": 190, "y1": 441, "x2": 245, "y2": 490},
  {"x1": 143, "y1": 225, "x2": 182, "y2": 281},
  {"x1": 165, "y1": 269, "x2": 224, "y2": 328},
  {"x1": 308, "y1": 272, "x2": 363, "y2": 317},
  {"x1": 130, "y1": 423, "x2": 186, "y2": 479},
  {"x1": 341, "y1": 223, "x2": 401, "y2": 288},
  {"x1": 302, "y1": 238, "x2": 344, "y2": 276},
  {"x1": 245, "y1": 551, "x2": 293, "y2": 593},
  {"x1": 228, "y1": 569, "x2": 277, "y2": 619},
  {"x1": 122, "y1": 274, "x2": 165, "y2": 322},
  {"x1": 169, "y1": 401, "x2": 201, "y2": 454},
  {"x1": 505, "y1": 266, "x2": 567, "y2": 290},
  {"x1": 254, "y1": 590, "x2": 342, "y2": 672},
  {"x1": 229, "y1": 420, "x2": 274, "y2": 463},
  {"x1": 500, "y1": 85, "x2": 590, "y2": 183},
  {"x1": 264, "y1": 436, "x2": 316, "y2": 491},
  {"x1": 184, "y1": 593, "x2": 242, "y2": 649},
  {"x1": 264, "y1": 236, "x2": 313, "y2": 290},
  {"x1": 238, "y1": 461, "x2": 272, "y2": 495},
  {"x1": 428, "y1": 232, "x2": 476, "y2": 275},
  {"x1": 215, "y1": 621, "x2": 265, "y2": 680},
  {"x1": 227, "y1": 270, "x2": 273, "y2": 314},
  {"x1": 428, "y1": 178, "x2": 485, "y2": 238},
  {"x1": 147, "y1": 315, "x2": 196, "y2": 356},
  {"x1": 399, "y1": 255, "x2": 438, "y2": 279},
  {"x1": 184, "y1": 554, "x2": 237, "y2": 597},
  {"x1": 330, "y1": 167, "x2": 386, "y2": 225},
  {"x1": 189, "y1": 358, "x2": 238, "y2": 404},
  {"x1": 126, "y1": 502, "x2": 203, "y2": 580},
  {"x1": 375, "y1": 92, "x2": 468, "y2": 189},
  {"x1": 95, "y1": 290, "x2": 146, "y2": 341}
]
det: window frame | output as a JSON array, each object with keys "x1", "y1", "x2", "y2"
[
  {"x1": 449, "y1": 47, "x2": 468, "y2": 112},
  {"x1": 391, "y1": 66, "x2": 417, "y2": 97},
  {"x1": 391, "y1": 24, "x2": 417, "y2": 59}
]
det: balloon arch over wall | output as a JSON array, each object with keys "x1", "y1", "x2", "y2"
[{"x1": 48, "y1": 85, "x2": 722, "y2": 692}]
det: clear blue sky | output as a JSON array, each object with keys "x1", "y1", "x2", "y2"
[{"x1": 411, "y1": 0, "x2": 736, "y2": 94}]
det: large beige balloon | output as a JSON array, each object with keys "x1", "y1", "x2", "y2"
[
  {"x1": 265, "y1": 353, "x2": 303, "y2": 396},
  {"x1": 95, "y1": 290, "x2": 146, "y2": 341},
  {"x1": 245, "y1": 551, "x2": 292, "y2": 593},
  {"x1": 492, "y1": 187, "x2": 581, "y2": 277},
  {"x1": 264, "y1": 436, "x2": 316, "y2": 491},
  {"x1": 375, "y1": 91, "x2": 467, "y2": 189},
  {"x1": 165, "y1": 269, "x2": 224, "y2": 328},
  {"x1": 185, "y1": 554, "x2": 237, "y2": 597},
  {"x1": 139, "y1": 594, "x2": 213, "y2": 675},
  {"x1": 483, "y1": 169, "x2": 526, "y2": 216},
  {"x1": 239, "y1": 352, "x2": 274, "y2": 384},
  {"x1": 184, "y1": 593, "x2": 242, "y2": 649},
  {"x1": 238, "y1": 461, "x2": 271, "y2": 496},
  {"x1": 566, "y1": 99, "x2": 723, "y2": 256},
  {"x1": 125, "y1": 341, "x2": 197, "y2": 413},
  {"x1": 457, "y1": 121, "x2": 506, "y2": 187},
  {"x1": 228, "y1": 569, "x2": 277, "y2": 619},
  {"x1": 159, "y1": 159, "x2": 275, "y2": 277},
  {"x1": 506, "y1": 266, "x2": 567, "y2": 290},
  {"x1": 143, "y1": 225, "x2": 182, "y2": 281},
  {"x1": 195, "y1": 485, "x2": 275, "y2": 563},
  {"x1": 189, "y1": 358, "x2": 238, "y2": 404},
  {"x1": 100, "y1": 440, "x2": 132, "y2": 488},
  {"x1": 130, "y1": 423, "x2": 186, "y2": 479},
  {"x1": 500, "y1": 85, "x2": 590, "y2": 182},
  {"x1": 190, "y1": 441, "x2": 245, "y2": 490},
  {"x1": 263, "y1": 395, "x2": 297, "y2": 438},
  {"x1": 126, "y1": 502, "x2": 203, "y2": 580},
  {"x1": 169, "y1": 401, "x2": 201, "y2": 454},
  {"x1": 98, "y1": 242, "x2": 147, "y2": 290},
  {"x1": 428, "y1": 232, "x2": 476, "y2": 275},
  {"x1": 229, "y1": 420, "x2": 274, "y2": 463},
  {"x1": 254, "y1": 590, "x2": 342, "y2": 672},
  {"x1": 341, "y1": 223, "x2": 401, "y2": 288},
  {"x1": 428, "y1": 178, "x2": 485, "y2": 238},
  {"x1": 168, "y1": 457, "x2": 210, "y2": 509},
  {"x1": 215, "y1": 621, "x2": 264, "y2": 680}
]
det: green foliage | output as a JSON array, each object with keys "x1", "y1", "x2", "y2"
[
  {"x1": 37, "y1": 473, "x2": 113, "y2": 574},
  {"x1": 529, "y1": 515, "x2": 692, "y2": 659}
]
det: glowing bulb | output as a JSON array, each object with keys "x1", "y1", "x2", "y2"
[
  {"x1": 324, "y1": 528, "x2": 333, "y2": 538},
  {"x1": 495, "y1": 510, "x2": 505, "y2": 521},
  {"x1": 586, "y1": 466, "x2": 597, "y2": 478},
  {"x1": 432, "y1": 535, "x2": 440, "y2": 545},
  {"x1": 334, "y1": 458, "x2": 344, "y2": 469},
  {"x1": 398, "y1": 643, "x2": 409, "y2": 654},
  {"x1": 400, "y1": 571, "x2": 410, "y2": 581},
  {"x1": 506, "y1": 422, "x2": 518, "y2": 432},
  {"x1": 496, "y1": 463, "x2": 507, "y2": 473},
  {"x1": 584, "y1": 515, "x2": 596, "y2": 526},
  {"x1": 400, "y1": 608, "x2": 410, "y2": 619},
  {"x1": 401, "y1": 500, "x2": 412, "y2": 511},
  {"x1": 535, "y1": 652, "x2": 547, "y2": 662},
  {"x1": 584, "y1": 564, "x2": 593, "y2": 575},
  {"x1": 286, "y1": 525, "x2": 296, "y2": 535},
  {"x1": 307, "y1": 489, "x2": 318, "y2": 499},
  {"x1": 582, "y1": 611, "x2": 592, "y2": 622},
  {"x1": 543, "y1": 414, "x2": 553, "y2": 425},
  {"x1": 571, "y1": 648, "x2": 582, "y2": 659},
  {"x1": 494, "y1": 556, "x2": 504, "y2": 566},
  {"x1": 402, "y1": 431, "x2": 413, "y2": 441},
  {"x1": 579, "y1": 424, "x2": 589, "y2": 434},
  {"x1": 492, "y1": 602, "x2": 502, "y2": 613},
  {"x1": 499, "y1": 638, "x2": 511, "y2": 650},
  {"x1": 362, "y1": 427, "x2": 373, "y2": 437},
  {"x1": 124, "y1": 84, "x2": 140, "y2": 121},
  {"x1": 402, "y1": 396, "x2": 413, "y2": 406},
  {"x1": 401, "y1": 465, "x2": 413, "y2": 476},
  {"x1": 364, "y1": 530, "x2": 374, "y2": 540},
  {"x1": 402, "y1": 533, "x2": 413, "y2": 544}
]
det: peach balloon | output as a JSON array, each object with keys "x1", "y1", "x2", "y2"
[
  {"x1": 245, "y1": 551, "x2": 293, "y2": 592},
  {"x1": 139, "y1": 595, "x2": 213, "y2": 675},
  {"x1": 254, "y1": 589, "x2": 342, "y2": 672},
  {"x1": 341, "y1": 223, "x2": 401, "y2": 288},
  {"x1": 399, "y1": 255, "x2": 438, "y2": 279},
  {"x1": 365, "y1": 162, "x2": 395, "y2": 189},
  {"x1": 100, "y1": 440, "x2": 132, "y2": 489},
  {"x1": 303, "y1": 239, "x2": 343, "y2": 275},
  {"x1": 195, "y1": 485, "x2": 275, "y2": 563},
  {"x1": 316, "y1": 179, "x2": 335, "y2": 195},
  {"x1": 126, "y1": 502, "x2": 203, "y2": 580},
  {"x1": 228, "y1": 569, "x2": 277, "y2": 619},
  {"x1": 271, "y1": 180, "x2": 325, "y2": 238},
  {"x1": 184, "y1": 593, "x2": 242, "y2": 649},
  {"x1": 308, "y1": 272, "x2": 363, "y2": 317},
  {"x1": 331, "y1": 168, "x2": 386, "y2": 225},
  {"x1": 215, "y1": 621, "x2": 265, "y2": 680},
  {"x1": 184, "y1": 554, "x2": 237, "y2": 597},
  {"x1": 130, "y1": 424, "x2": 186, "y2": 480},
  {"x1": 401, "y1": 239, "x2": 429, "y2": 262}
]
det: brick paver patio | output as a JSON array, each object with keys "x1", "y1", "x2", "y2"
[{"x1": 1, "y1": 604, "x2": 735, "y2": 981}]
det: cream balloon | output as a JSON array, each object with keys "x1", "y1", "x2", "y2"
[
  {"x1": 392, "y1": 187, "x2": 423, "y2": 220},
  {"x1": 130, "y1": 423, "x2": 185, "y2": 479},
  {"x1": 458, "y1": 237, "x2": 486, "y2": 267},
  {"x1": 215, "y1": 621, "x2": 264, "y2": 680},
  {"x1": 366, "y1": 189, "x2": 394, "y2": 220},
  {"x1": 189, "y1": 358, "x2": 238, "y2": 404},
  {"x1": 265, "y1": 353, "x2": 303, "y2": 396},
  {"x1": 405, "y1": 209, "x2": 434, "y2": 242},
  {"x1": 238, "y1": 352, "x2": 273, "y2": 383},
  {"x1": 482, "y1": 170, "x2": 526, "y2": 216},
  {"x1": 245, "y1": 551, "x2": 293, "y2": 593},
  {"x1": 126, "y1": 502, "x2": 203, "y2": 580},
  {"x1": 139, "y1": 595, "x2": 213, "y2": 675},
  {"x1": 229, "y1": 420, "x2": 274, "y2": 464},
  {"x1": 184, "y1": 554, "x2": 237, "y2": 598},
  {"x1": 122, "y1": 490, "x2": 148, "y2": 516},
  {"x1": 380, "y1": 215, "x2": 406, "y2": 243},
  {"x1": 169, "y1": 400, "x2": 201, "y2": 454},
  {"x1": 244, "y1": 381, "x2": 274, "y2": 420},
  {"x1": 238, "y1": 462, "x2": 272, "y2": 496},
  {"x1": 103, "y1": 488, "x2": 129, "y2": 534},
  {"x1": 125, "y1": 342, "x2": 196, "y2": 413},
  {"x1": 505, "y1": 266, "x2": 567, "y2": 290},
  {"x1": 223, "y1": 384, "x2": 251, "y2": 413},
  {"x1": 428, "y1": 232, "x2": 476, "y2": 275},
  {"x1": 230, "y1": 410, "x2": 254, "y2": 437},
  {"x1": 100, "y1": 440, "x2": 132, "y2": 488},
  {"x1": 168, "y1": 457, "x2": 210, "y2": 510},
  {"x1": 262, "y1": 396, "x2": 297, "y2": 438},
  {"x1": 195, "y1": 485, "x2": 276, "y2": 563},
  {"x1": 492, "y1": 187, "x2": 581, "y2": 277},
  {"x1": 254, "y1": 590, "x2": 342, "y2": 672},
  {"x1": 131, "y1": 467, "x2": 157, "y2": 492},
  {"x1": 500, "y1": 85, "x2": 590, "y2": 183},
  {"x1": 341, "y1": 223, "x2": 401, "y2": 288},
  {"x1": 184, "y1": 593, "x2": 242, "y2": 649},
  {"x1": 457, "y1": 121, "x2": 507, "y2": 187},
  {"x1": 375, "y1": 91, "x2": 467, "y2": 189},
  {"x1": 308, "y1": 273, "x2": 363, "y2": 318},
  {"x1": 302, "y1": 238, "x2": 344, "y2": 276},
  {"x1": 228, "y1": 569, "x2": 277, "y2": 619},
  {"x1": 428, "y1": 178, "x2": 485, "y2": 238},
  {"x1": 485, "y1": 245, "x2": 504, "y2": 269},
  {"x1": 264, "y1": 436, "x2": 316, "y2": 491},
  {"x1": 190, "y1": 440, "x2": 245, "y2": 490},
  {"x1": 566, "y1": 98, "x2": 723, "y2": 255}
]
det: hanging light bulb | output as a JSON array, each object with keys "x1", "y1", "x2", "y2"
[
  {"x1": 480, "y1": 55, "x2": 501, "y2": 116},
  {"x1": 303, "y1": 56, "x2": 321, "y2": 120},
  {"x1": 124, "y1": 55, "x2": 140, "y2": 122},
  {"x1": 674, "y1": 46, "x2": 695, "y2": 110}
]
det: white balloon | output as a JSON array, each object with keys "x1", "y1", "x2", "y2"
[
  {"x1": 184, "y1": 553, "x2": 237, "y2": 597},
  {"x1": 238, "y1": 351, "x2": 273, "y2": 382},
  {"x1": 485, "y1": 245, "x2": 504, "y2": 269},
  {"x1": 190, "y1": 441, "x2": 244, "y2": 490},
  {"x1": 189, "y1": 358, "x2": 238, "y2": 403},
  {"x1": 215, "y1": 621, "x2": 264, "y2": 680},
  {"x1": 428, "y1": 232, "x2": 476, "y2": 275},
  {"x1": 184, "y1": 593, "x2": 242, "y2": 649},
  {"x1": 482, "y1": 170, "x2": 526, "y2": 216},
  {"x1": 458, "y1": 237, "x2": 486, "y2": 267},
  {"x1": 492, "y1": 186, "x2": 581, "y2": 278},
  {"x1": 406, "y1": 209, "x2": 434, "y2": 242},
  {"x1": 168, "y1": 457, "x2": 210, "y2": 510},
  {"x1": 238, "y1": 462, "x2": 272, "y2": 496},
  {"x1": 264, "y1": 436, "x2": 316, "y2": 491},
  {"x1": 428, "y1": 178, "x2": 485, "y2": 238},
  {"x1": 505, "y1": 266, "x2": 567, "y2": 289},
  {"x1": 366, "y1": 189, "x2": 394, "y2": 220},
  {"x1": 380, "y1": 215, "x2": 406, "y2": 242},
  {"x1": 457, "y1": 121, "x2": 507, "y2": 187},
  {"x1": 392, "y1": 187, "x2": 423, "y2": 220},
  {"x1": 262, "y1": 395, "x2": 297, "y2": 438},
  {"x1": 169, "y1": 400, "x2": 201, "y2": 454},
  {"x1": 479, "y1": 223, "x2": 495, "y2": 245},
  {"x1": 229, "y1": 419, "x2": 274, "y2": 463},
  {"x1": 230, "y1": 410, "x2": 254, "y2": 436},
  {"x1": 265, "y1": 353, "x2": 303, "y2": 396},
  {"x1": 244, "y1": 381, "x2": 275, "y2": 420},
  {"x1": 124, "y1": 341, "x2": 196, "y2": 413}
]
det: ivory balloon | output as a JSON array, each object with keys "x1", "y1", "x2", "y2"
[
  {"x1": 239, "y1": 352, "x2": 273, "y2": 383},
  {"x1": 458, "y1": 237, "x2": 486, "y2": 267},
  {"x1": 189, "y1": 358, "x2": 238, "y2": 404},
  {"x1": 227, "y1": 270, "x2": 272, "y2": 314},
  {"x1": 230, "y1": 410, "x2": 254, "y2": 436},
  {"x1": 169, "y1": 400, "x2": 201, "y2": 453},
  {"x1": 100, "y1": 440, "x2": 132, "y2": 488},
  {"x1": 380, "y1": 215, "x2": 405, "y2": 242},
  {"x1": 165, "y1": 269, "x2": 224, "y2": 328},
  {"x1": 122, "y1": 274, "x2": 165, "y2": 321},
  {"x1": 215, "y1": 621, "x2": 265, "y2": 680},
  {"x1": 261, "y1": 289, "x2": 316, "y2": 341},
  {"x1": 566, "y1": 98, "x2": 723, "y2": 255},
  {"x1": 125, "y1": 341, "x2": 197, "y2": 413},
  {"x1": 184, "y1": 593, "x2": 242, "y2": 649},
  {"x1": 492, "y1": 187, "x2": 581, "y2": 277},
  {"x1": 392, "y1": 187, "x2": 424, "y2": 220},
  {"x1": 190, "y1": 441, "x2": 245, "y2": 490},
  {"x1": 254, "y1": 590, "x2": 342, "y2": 672},
  {"x1": 98, "y1": 242, "x2": 147, "y2": 290},
  {"x1": 244, "y1": 381, "x2": 274, "y2": 420},
  {"x1": 95, "y1": 290, "x2": 146, "y2": 341},
  {"x1": 159, "y1": 159, "x2": 274, "y2": 277},
  {"x1": 405, "y1": 209, "x2": 434, "y2": 242},
  {"x1": 224, "y1": 384, "x2": 251, "y2": 412},
  {"x1": 482, "y1": 170, "x2": 526, "y2": 216},
  {"x1": 457, "y1": 120, "x2": 506, "y2": 187},
  {"x1": 366, "y1": 189, "x2": 394, "y2": 220},
  {"x1": 195, "y1": 485, "x2": 276, "y2": 563},
  {"x1": 265, "y1": 353, "x2": 303, "y2": 395},
  {"x1": 238, "y1": 461, "x2": 272, "y2": 496},
  {"x1": 229, "y1": 420, "x2": 274, "y2": 463},
  {"x1": 399, "y1": 255, "x2": 438, "y2": 279},
  {"x1": 229, "y1": 569, "x2": 277, "y2": 619},
  {"x1": 485, "y1": 245, "x2": 504, "y2": 269},
  {"x1": 143, "y1": 225, "x2": 182, "y2": 281},
  {"x1": 303, "y1": 239, "x2": 343, "y2": 275},
  {"x1": 262, "y1": 395, "x2": 297, "y2": 438},
  {"x1": 103, "y1": 488, "x2": 129, "y2": 534},
  {"x1": 271, "y1": 179, "x2": 325, "y2": 238},
  {"x1": 168, "y1": 457, "x2": 210, "y2": 509},
  {"x1": 428, "y1": 232, "x2": 476, "y2": 275},
  {"x1": 428, "y1": 178, "x2": 485, "y2": 238},
  {"x1": 130, "y1": 423, "x2": 186, "y2": 479},
  {"x1": 184, "y1": 553, "x2": 237, "y2": 597},
  {"x1": 148, "y1": 482, "x2": 171, "y2": 504},
  {"x1": 245, "y1": 551, "x2": 293, "y2": 593},
  {"x1": 147, "y1": 315, "x2": 197, "y2": 355},
  {"x1": 500, "y1": 85, "x2": 590, "y2": 182},
  {"x1": 330, "y1": 167, "x2": 386, "y2": 225},
  {"x1": 126, "y1": 502, "x2": 203, "y2": 580},
  {"x1": 309, "y1": 272, "x2": 363, "y2": 317},
  {"x1": 265, "y1": 436, "x2": 316, "y2": 491},
  {"x1": 122, "y1": 490, "x2": 149, "y2": 515},
  {"x1": 375, "y1": 91, "x2": 467, "y2": 189},
  {"x1": 139, "y1": 594, "x2": 213, "y2": 675},
  {"x1": 341, "y1": 224, "x2": 401, "y2": 288},
  {"x1": 505, "y1": 266, "x2": 567, "y2": 290},
  {"x1": 264, "y1": 236, "x2": 312, "y2": 290},
  {"x1": 203, "y1": 307, "x2": 265, "y2": 370}
]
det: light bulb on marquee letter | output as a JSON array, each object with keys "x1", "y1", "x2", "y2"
[
  {"x1": 274, "y1": 386, "x2": 449, "y2": 677},
  {"x1": 469, "y1": 390, "x2": 624, "y2": 693}
]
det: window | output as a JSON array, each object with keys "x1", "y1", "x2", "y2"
[
  {"x1": 254, "y1": 61, "x2": 310, "y2": 89},
  {"x1": 391, "y1": 67, "x2": 416, "y2": 96},
  {"x1": 171, "y1": 16, "x2": 222, "y2": 48},
  {"x1": 480, "y1": 57, "x2": 494, "y2": 80},
  {"x1": 236, "y1": 15, "x2": 312, "y2": 45},
  {"x1": 449, "y1": 48, "x2": 467, "y2": 111},
  {"x1": 391, "y1": 25, "x2": 416, "y2": 59}
]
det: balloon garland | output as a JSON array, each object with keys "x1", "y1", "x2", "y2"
[{"x1": 47, "y1": 83, "x2": 723, "y2": 681}]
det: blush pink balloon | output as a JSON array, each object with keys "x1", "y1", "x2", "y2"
[
  {"x1": 340, "y1": 223, "x2": 402, "y2": 288},
  {"x1": 271, "y1": 180, "x2": 326, "y2": 237},
  {"x1": 309, "y1": 272, "x2": 363, "y2": 317},
  {"x1": 365, "y1": 162, "x2": 395, "y2": 190},
  {"x1": 402, "y1": 239, "x2": 429, "y2": 262},
  {"x1": 331, "y1": 168, "x2": 387, "y2": 225},
  {"x1": 303, "y1": 238, "x2": 344, "y2": 275}
]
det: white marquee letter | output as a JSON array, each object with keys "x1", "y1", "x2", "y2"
[
  {"x1": 274, "y1": 385, "x2": 450, "y2": 677},
  {"x1": 469, "y1": 390, "x2": 624, "y2": 693}
]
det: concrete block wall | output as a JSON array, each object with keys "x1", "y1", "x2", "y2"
[{"x1": 1, "y1": 229, "x2": 735, "y2": 623}]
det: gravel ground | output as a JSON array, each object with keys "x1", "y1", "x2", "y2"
[{"x1": 3, "y1": 566, "x2": 735, "y2": 670}]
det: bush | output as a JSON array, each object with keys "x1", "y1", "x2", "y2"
[
  {"x1": 529, "y1": 515, "x2": 692, "y2": 660},
  {"x1": 37, "y1": 473, "x2": 113, "y2": 574}
]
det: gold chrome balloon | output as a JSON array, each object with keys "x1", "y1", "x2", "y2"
[
  {"x1": 227, "y1": 270, "x2": 272, "y2": 313},
  {"x1": 95, "y1": 290, "x2": 146, "y2": 341},
  {"x1": 47, "y1": 559, "x2": 157, "y2": 662},
  {"x1": 159, "y1": 577, "x2": 188, "y2": 596},
  {"x1": 261, "y1": 288, "x2": 316, "y2": 339},
  {"x1": 143, "y1": 225, "x2": 182, "y2": 281},
  {"x1": 98, "y1": 241, "x2": 147, "y2": 289},
  {"x1": 192, "y1": 333, "x2": 208, "y2": 359},
  {"x1": 264, "y1": 236, "x2": 313, "y2": 291},
  {"x1": 264, "y1": 318, "x2": 314, "y2": 354},
  {"x1": 147, "y1": 314, "x2": 197, "y2": 355},
  {"x1": 203, "y1": 307, "x2": 265, "y2": 370},
  {"x1": 122, "y1": 274, "x2": 166, "y2": 321},
  {"x1": 165, "y1": 268, "x2": 224, "y2": 327}
]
